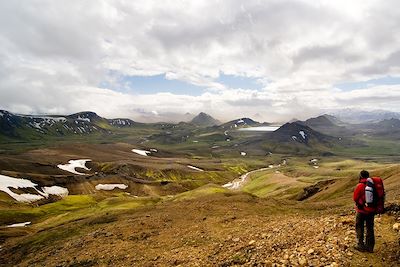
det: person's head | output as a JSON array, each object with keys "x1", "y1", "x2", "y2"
[{"x1": 359, "y1": 170, "x2": 369, "y2": 179}]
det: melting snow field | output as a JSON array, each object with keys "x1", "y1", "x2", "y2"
[
  {"x1": 299, "y1": 131, "x2": 307, "y2": 139},
  {"x1": 187, "y1": 165, "x2": 204, "y2": 172},
  {"x1": 42, "y1": 186, "x2": 69, "y2": 197},
  {"x1": 0, "y1": 174, "x2": 69, "y2": 202},
  {"x1": 57, "y1": 159, "x2": 91, "y2": 175},
  {"x1": 6, "y1": 221, "x2": 31, "y2": 228},
  {"x1": 0, "y1": 174, "x2": 44, "y2": 202},
  {"x1": 132, "y1": 149, "x2": 151, "y2": 156},
  {"x1": 95, "y1": 184, "x2": 128, "y2": 191}
]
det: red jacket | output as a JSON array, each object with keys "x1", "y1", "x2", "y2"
[{"x1": 353, "y1": 178, "x2": 375, "y2": 214}]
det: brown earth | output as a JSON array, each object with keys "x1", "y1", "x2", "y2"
[
  {"x1": 1, "y1": 144, "x2": 400, "y2": 266},
  {"x1": 1, "y1": 193, "x2": 399, "y2": 267},
  {"x1": 0, "y1": 143, "x2": 234, "y2": 201}
]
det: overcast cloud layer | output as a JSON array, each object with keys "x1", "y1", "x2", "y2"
[{"x1": 1, "y1": 0, "x2": 400, "y2": 122}]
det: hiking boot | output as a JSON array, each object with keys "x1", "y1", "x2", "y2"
[{"x1": 354, "y1": 244, "x2": 367, "y2": 252}]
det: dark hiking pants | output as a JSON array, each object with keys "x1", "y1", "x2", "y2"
[{"x1": 356, "y1": 212, "x2": 375, "y2": 251}]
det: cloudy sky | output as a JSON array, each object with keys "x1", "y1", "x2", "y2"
[{"x1": 0, "y1": 0, "x2": 400, "y2": 122}]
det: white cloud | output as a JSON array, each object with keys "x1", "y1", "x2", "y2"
[{"x1": 0, "y1": 0, "x2": 400, "y2": 122}]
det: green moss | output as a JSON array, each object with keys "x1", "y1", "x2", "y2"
[
  {"x1": 225, "y1": 165, "x2": 248, "y2": 175},
  {"x1": 98, "y1": 162, "x2": 115, "y2": 172},
  {"x1": 173, "y1": 184, "x2": 229, "y2": 201},
  {"x1": 41, "y1": 195, "x2": 97, "y2": 212},
  {"x1": 0, "y1": 194, "x2": 160, "y2": 228},
  {"x1": 97, "y1": 195, "x2": 160, "y2": 210}
]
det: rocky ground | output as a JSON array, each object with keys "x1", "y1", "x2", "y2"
[{"x1": 1, "y1": 193, "x2": 399, "y2": 267}]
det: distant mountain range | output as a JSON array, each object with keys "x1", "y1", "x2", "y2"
[
  {"x1": 298, "y1": 114, "x2": 400, "y2": 140},
  {"x1": 297, "y1": 115, "x2": 353, "y2": 137},
  {"x1": 2, "y1": 109, "x2": 400, "y2": 145},
  {"x1": 0, "y1": 110, "x2": 140, "y2": 140},
  {"x1": 328, "y1": 109, "x2": 400, "y2": 123}
]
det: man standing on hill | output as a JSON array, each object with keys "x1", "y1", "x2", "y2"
[{"x1": 353, "y1": 170, "x2": 375, "y2": 252}]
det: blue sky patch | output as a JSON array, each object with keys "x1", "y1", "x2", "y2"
[
  {"x1": 335, "y1": 76, "x2": 400, "y2": 91},
  {"x1": 100, "y1": 72, "x2": 265, "y2": 95}
]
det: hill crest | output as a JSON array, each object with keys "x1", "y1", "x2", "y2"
[{"x1": 190, "y1": 112, "x2": 220, "y2": 126}]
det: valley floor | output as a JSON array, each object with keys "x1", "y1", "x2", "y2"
[{"x1": 0, "y1": 142, "x2": 400, "y2": 266}]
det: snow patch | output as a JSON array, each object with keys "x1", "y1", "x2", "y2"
[
  {"x1": 30, "y1": 122, "x2": 42, "y2": 129},
  {"x1": 20, "y1": 115, "x2": 67, "y2": 122},
  {"x1": 237, "y1": 119, "x2": 244, "y2": 123},
  {"x1": 6, "y1": 222, "x2": 31, "y2": 228},
  {"x1": 0, "y1": 174, "x2": 44, "y2": 202},
  {"x1": 0, "y1": 174, "x2": 68, "y2": 202},
  {"x1": 95, "y1": 184, "x2": 128, "y2": 191},
  {"x1": 77, "y1": 116, "x2": 91, "y2": 122},
  {"x1": 187, "y1": 165, "x2": 204, "y2": 172},
  {"x1": 150, "y1": 148, "x2": 158, "y2": 152},
  {"x1": 57, "y1": 159, "x2": 91, "y2": 175},
  {"x1": 299, "y1": 131, "x2": 306, "y2": 139},
  {"x1": 42, "y1": 186, "x2": 69, "y2": 198},
  {"x1": 111, "y1": 119, "x2": 131, "y2": 126},
  {"x1": 132, "y1": 149, "x2": 151, "y2": 156}
]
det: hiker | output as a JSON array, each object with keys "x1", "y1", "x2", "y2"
[{"x1": 353, "y1": 170, "x2": 385, "y2": 252}]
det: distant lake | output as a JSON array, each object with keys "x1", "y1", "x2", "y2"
[{"x1": 238, "y1": 126, "x2": 280, "y2": 132}]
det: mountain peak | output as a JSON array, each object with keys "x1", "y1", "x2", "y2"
[
  {"x1": 67, "y1": 111, "x2": 103, "y2": 121},
  {"x1": 304, "y1": 115, "x2": 336, "y2": 127},
  {"x1": 190, "y1": 112, "x2": 220, "y2": 126},
  {"x1": 271, "y1": 122, "x2": 334, "y2": 145},
  {"x1": 220, "y1": 117, "x2": 260, "y2": 129}
]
